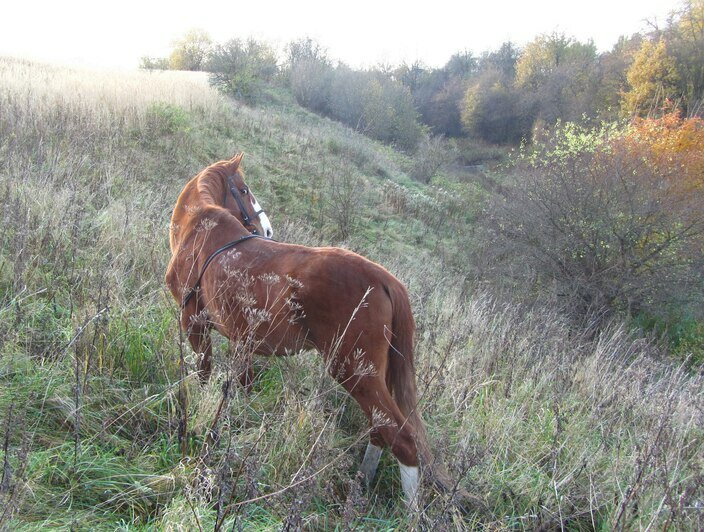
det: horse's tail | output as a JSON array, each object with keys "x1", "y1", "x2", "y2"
[{"x1": 385, "y1": 282, "x2": 458, "y2": 495}]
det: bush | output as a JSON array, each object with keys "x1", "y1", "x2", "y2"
[
  {"x1": 290, "y1": 58, "x2": 333, "y2": 113},
  {"x1": 208, "y1": 38, "x2": 278, "y2": 102},
  {"x1": 139, "y1": 56, "x2": 170, "y2": 71},
  {"x1": 357, "y1": 74, "x2": 423, "y2": 150},
  {"x1": 478, "y1": 116, "x2": 704, "y2": 320},
  {"x1": 409, "y1": 134, "x2": 448, "y2": 183},
  {"x1": 329, "y1": 69, "x2": 422, "y2": 151},
  {"x1": 452, "y1": 137, "x2": 507, "y2": 165},
  {"x1": 144, "y1": 102, "x2": 190, "y2": 135},
  {"x1": 289, "y1": 61, "x2": 423, "y2": 151}
]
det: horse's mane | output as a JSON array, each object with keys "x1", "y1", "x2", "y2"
[
  {"x1": 195, "y1": 154, "x2": 243, "y2": 208},
  {"x1": 169, "y1": 154, "x2": 245, "y2": 252}
]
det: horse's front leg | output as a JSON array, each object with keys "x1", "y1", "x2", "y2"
[
  {"x1": 195, "y1": 332, "x2": 214, "y2": 384},
  {"x1": 182, "y1": 309, "x2": 214, "y2": 384},
  {"x1": 236, "y1": 349, "x2": 254, "y2": 392}
]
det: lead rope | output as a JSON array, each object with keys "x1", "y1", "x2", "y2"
[{"x1": 181, "y1": 234, "x2": 264, "y2": 309}]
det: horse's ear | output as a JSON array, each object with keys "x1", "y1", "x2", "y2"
[{"x1": 229, "y1": 152, "x2": 244, "y2": 172}]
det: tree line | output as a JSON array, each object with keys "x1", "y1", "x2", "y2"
[{"x1": 141, "y1": 1, "x2": 702, "y2": 150}]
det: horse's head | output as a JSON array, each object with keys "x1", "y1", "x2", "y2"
[{"x1": 223, "y1": 153, "x2": 274, "y2": 239}]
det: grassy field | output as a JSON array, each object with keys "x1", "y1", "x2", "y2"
[{"x1": 0, "y1": 57, "x2": 702, "y2": 530}]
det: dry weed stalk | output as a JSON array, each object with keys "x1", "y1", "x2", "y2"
[{"x1": 0, "y1": 402, "x2": 31, "y2": 527}]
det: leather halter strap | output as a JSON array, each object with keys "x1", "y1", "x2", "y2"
[
  {"x1": 181, "y1": 233, "x2": 264, "y2": 309},
  {"x1": 225, "y1": 174, "x2": 265, "y2": 232}
]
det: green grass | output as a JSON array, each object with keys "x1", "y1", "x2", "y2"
[
  {"x1": 634, "y1": 311, "x2": 704, "y2": 367},
  {"x1": 1, "y1": 56, "x2": 703, "y2": 530}
]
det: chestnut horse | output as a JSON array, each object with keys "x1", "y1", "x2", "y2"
[{"x1": 165, "y1": 154, "x2": 463, "y2": 508}]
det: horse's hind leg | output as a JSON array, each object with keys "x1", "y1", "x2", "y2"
[
  {"x1": 340, "y1": 374, "x2": 420, "y2": 508},
  {"x1": 359, "y1": 355, "x2": 395, "y2": 487},
  {"x1": 359, "y1": 435, "x2": 383, "y2": 488}
]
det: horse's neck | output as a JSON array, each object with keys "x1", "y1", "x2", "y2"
[
  {"x1": 196, "y1": 170, "x2": 227, "y2": 208},
  {"x1": 195, "y1": 171, "x2": 249, "y2": 228},
  {"x1": 173, "y1": 171, "x2": 253, "y2": 254}
]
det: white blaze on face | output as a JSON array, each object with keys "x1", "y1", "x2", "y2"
[{"x1": 252, "y1": 195, "x2": 273, "y2": 238}]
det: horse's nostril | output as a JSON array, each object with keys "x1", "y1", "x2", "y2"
[{"x1": 266, "y1": 229, "x2": 273, "y2": 238}]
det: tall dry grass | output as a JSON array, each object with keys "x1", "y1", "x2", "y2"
[
  {"x1": 406, "y1": 281, "x2": 704, "y2": 529},
  {"x1": 0, "y1": 57, "x2": 218, "y2": 121}
]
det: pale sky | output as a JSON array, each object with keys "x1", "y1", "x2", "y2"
[{"x1": 1, "y1": 0, "x2": 678, "y2": 69}]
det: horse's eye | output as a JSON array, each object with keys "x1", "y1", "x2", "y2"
[{"x1": 241, "y1": 188, "x2": 249, "y2": 195}]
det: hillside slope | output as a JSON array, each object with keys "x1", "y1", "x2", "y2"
[{"x1": 0, "y1": 57, "x2": 702, "y2": 530}]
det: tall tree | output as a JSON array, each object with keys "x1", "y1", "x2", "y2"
[
  {"x1": 593, "y1": 34, "x2": 643, "y2": 119},
  {"x1": 666, "y1": 0, "x2": 704, "y2": 115},
  {"x1": 621, "y1": 39, "x2": 680, "y2": 117},
  {"x1": 515, "y1": 33, "x2": 599, "y2": 123},
  {"x1": 168, "y1": 29, "x2": 212, "y2": 71},
  {"x1": 444, "y1": 50, "x2": 478, "y2": 79},
  {"x1": 480, "y1": 41, "x2": 520, "y2": 80},
  {"x1": 461, "y1": 70, "x2": 535, "y2": 144}
]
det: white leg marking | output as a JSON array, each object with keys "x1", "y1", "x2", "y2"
[
  {"x1": 398, "y1": 462, "x2": 420, "y2": 511},
  {"x1": 359, "y1": 443, "x2": 383, "y2": 487}
]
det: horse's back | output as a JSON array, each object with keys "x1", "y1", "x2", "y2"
[
  {"x1": 265, "y1": 243, "x2": 401, "y2": 305},
  {"x1": 268, "y1": 243, "x2": 401, "y2": 347}
]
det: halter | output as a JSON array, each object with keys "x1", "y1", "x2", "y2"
[
  {"x1": 225, "y1": 174, "x2": 266, "y2": 234},
  {"x1": 181, "y1": 175, "x2": 269, "y2": 309}
]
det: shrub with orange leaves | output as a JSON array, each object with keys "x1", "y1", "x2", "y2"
[
  {"x1": 618, "y1": 109, "x2": 704, "y2": 194},
  {"x1": 480, "y1": 114, "x2": 704, "y2": 322}
]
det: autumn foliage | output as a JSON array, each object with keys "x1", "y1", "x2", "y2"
[
  {"x1": 480, "y1": 113, "x2": 704, "y2": 319},
  {"x1": 618, "y1": 110, "x2": 704, "y2": 192}
]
